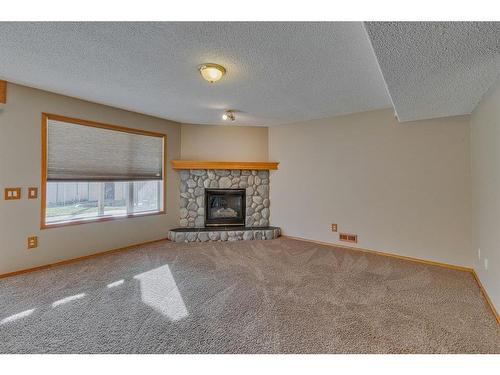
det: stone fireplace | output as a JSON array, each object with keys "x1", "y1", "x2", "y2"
[
  {"x1": 168, "y1": 165, "x2": 280, "y2": 242},
  {"x1": 178, "y1": 169, "x2": 270, "y2": 228}
]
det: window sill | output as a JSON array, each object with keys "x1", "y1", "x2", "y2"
[{"x1": 41, "y1": 210, "x2": 166, "y2": 230}]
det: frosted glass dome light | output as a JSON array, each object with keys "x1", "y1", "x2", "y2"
[{"x1": 198, "y1": 63, "x2": 226, "y2": 83}]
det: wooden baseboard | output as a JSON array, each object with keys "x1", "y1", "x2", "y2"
[
  {"x1": 471, "y1": 270, "x2": 500, "y2": 325},
  {"x1": 0, "y1": 237, "x2": 168, "y2": 279},
  {"x1": 282, "y1": 235, "x2": 499, "y2": 325},
  {"x1": 281, "y1": 235, "x2": 472, "y2": 272},
  {"x1": 0, "y1": 80, "x2": 6, "y2": 104}
]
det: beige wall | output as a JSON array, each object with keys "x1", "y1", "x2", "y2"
[
  {"x1": 269, "y1": 109, "x2": 472, "y2": 267},
  {"x1": 1, "y1": 82, "x2": 493, "y2": 311},
  {"x1": 181, "y1": 124, "x2": 268, "y2": 161},
  {"x1": 471, "y1": 77, "x2": 500, "y2": 310},
  {"x1": 0, "y1": 83, "x2": 181, "y2": 274}
]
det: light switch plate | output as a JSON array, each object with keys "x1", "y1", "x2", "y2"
[
  {"x1": 331, "y1": 224, "x2": 338, "y2": 232},
  {"x1": 28, "y1": 187, "x2": 38, "y2": 199},
  {"x1": 4, "y1": 187, "x2": 21, "y2": 200}
]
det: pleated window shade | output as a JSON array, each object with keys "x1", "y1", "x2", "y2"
[{"x1": 47, "y1": 119, "x2": 164, "y2": 181}]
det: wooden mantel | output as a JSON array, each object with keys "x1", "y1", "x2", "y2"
[{"x1": 171, "y1": 160, "x2": 279, "y2": 170}]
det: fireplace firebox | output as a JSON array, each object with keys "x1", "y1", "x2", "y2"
[{"x1": 205, "y1": 189, "x2": 246, "y2": 226}]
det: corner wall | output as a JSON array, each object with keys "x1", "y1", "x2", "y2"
[
  {"x1": 269, "y1": 109, "x2": 472, "y2": 267},
  {"x1": 181, "y1": 123, "x2": 268, "y2": 161},
  {"x1": 0, "y1": 83, "x2": 181, "y2": 275},
  {"x1": 471, "y1": 77, "x2": 500, "y2": 310}
]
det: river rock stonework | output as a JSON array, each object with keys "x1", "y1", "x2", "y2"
[
  {"x1": 179, "y1": 169, "x2": 270, "y2": 227},
  {"x1": 167, "y1": 227, "x2": 281, "y2": 243}
]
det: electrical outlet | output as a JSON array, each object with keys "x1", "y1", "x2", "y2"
[
  {"x1": 339, "y1": 233, "x2": 357, "y2": 243},
  {"x1": 27, "y1": 236, "x2": 38, "y2": 249},
  {"x1": 331, "y1": 223, "x2": 337, "y2": 232},
  {"x1": 478, "y1": 248, "x2": 481, "y2": 259},
  {"x1": 484, "y1": 258, "x2": 488, "y2": 271}
]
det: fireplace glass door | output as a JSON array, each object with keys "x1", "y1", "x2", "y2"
[{"x1": 205, "y1": 189, "x2": 246, "y2": 226}]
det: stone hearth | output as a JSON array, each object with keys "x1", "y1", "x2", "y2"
[{"x1": 168, "y1": 226, "x2": 281, "y2": 242}]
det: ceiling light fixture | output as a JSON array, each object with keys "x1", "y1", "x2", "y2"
[
  {"x1": 198, "y1": 63, "x2": 226, "y2": 83},
  {"x1": 222, "y1": 110, "x2": 235, "y2": 122}
]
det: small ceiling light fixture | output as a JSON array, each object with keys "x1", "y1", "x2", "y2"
[
  {"x1": 222, "y1": 110, "x2": 235, "y2": 122},
  {"x1": 198, "y1": 63, "x2": 226, "y2": 83}
]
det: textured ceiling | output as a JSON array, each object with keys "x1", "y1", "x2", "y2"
[
  {"x1": 365, "y1": 22, "x2": 500, "y2": 122},
  {"x1": 2, "y1": 22, "x2": 498, "y2": 125},
  {"x1": 0, "y1": 22, "x2": 391, "y2": 126}
]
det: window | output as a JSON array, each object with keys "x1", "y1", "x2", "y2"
[{"x1": 41, "y1": 114, "x2": 166, "y2": 228}]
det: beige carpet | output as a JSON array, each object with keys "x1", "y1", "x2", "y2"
[{"x1": 0, "y1": 237, "x2": 498, "y2": 353}]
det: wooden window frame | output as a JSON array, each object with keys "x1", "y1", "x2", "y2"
[{"x1": 41, "y1": 113, "x2": 167, "y2": 229}]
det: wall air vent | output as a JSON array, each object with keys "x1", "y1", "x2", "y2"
[{"x1": 339, "y1": 233, "x2": 357, "y2": 243}]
